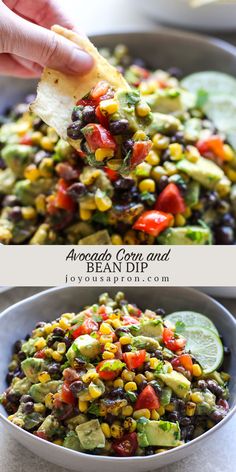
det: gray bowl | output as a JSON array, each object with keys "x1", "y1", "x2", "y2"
[
  {"x1": 1, "y1": 28, "x2": 236, "y2": 114},
  {"x1": 0, "y1": 286, "x2": 235, "y2": 472}
]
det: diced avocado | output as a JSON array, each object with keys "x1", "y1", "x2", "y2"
[
  {"x1": 160, "y1": 387, "x2": 172, "y2": 406},
  {"x1": 29, "y1": 224, "x2": 50, "y2": 245},
  {"x1": 137, "y1": 419, "x2": 181, "y2": 448},
  {"x1": 63, "y1": 431, "x2": 82, "y2": 451},
  {"x1": 24, "y1": 412, "x2": 45, "y2": 431},
  {"x1": 157, "y1": 226, "x2": 212, "y2": 245},
  {"x1": 21, "y1": 337, "x2": 42, "y2": 357},
  {"x1": 146, "y1": 89, "x2": 195, "y2": 114},
  {"x1": 157, "y1": 370, "x2": 191, "y2": 399},
  {"x1": 11, "y1": 377, "x2": 32, "y2": 395},
  {"x1": 204, "y1": 371, "x2": 224, "y2": 386},
  {"x1": 1, "y1": 144, "x2": 34, "y2": 177},
  {"x1": 185, "y1": 181, "x2": 200, "y2": 208},
  {"x1": 11, "y1": 220, "x2": 36, "y2": 244},
  {"x1": 37, "y1": 414, "x2": 63, "y2": 438},
  {"x1": 0, "y1": 218, "x2": 13, "y2": 243},
  {"x1": 147, "y1": 112, "x2": 182, "y2": 136},
  {"x1": 184, "y1": 118, "x2": 202, "y2": 142},
  {"x1": 54, "y1": 139, "x2": 73, "y2": 160},
  {"x1": 116, "y1": 90, "x2": 152, "y2": 133},
  {"x1": 177, "y1": 156, "x2": 226, "y2": 190},
  {"x1": 133, "y1": 335, "x2": 160, "y2": 351},
  {"x1": 29, "y1": 381, "x2": 62, "y2": 402},
  {"x1": 79, "y1": 229, "x2": 112, "y2": 245},
  {"x1": 76, "y1": 419, "x2": 105, "y2": 450},
  {"x1": 138, "y1": 319, "x2": 164, "y2": 341},
  {"x1": 21, "y1": 358, "x2": 45, "y2": 383},
  {"x1": 67, "y1": 335, "x2": 101, "y2": 364},
  {"x1": 0, "y1": 168, "x2": 16, "y2": 194},
  {"x1": 14, "y1": 178, "x2": 55, "y2": 205},
  {"x1": 66, "y1": 414, "x2": 87, "y2": 428}
]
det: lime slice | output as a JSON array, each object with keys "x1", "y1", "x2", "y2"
[
  {"x1": 181, "y1": 71, "x2": 236, "y2": 98},
  {"x1": 183, "y1": 326, "x2": 223, "y2": 374},
  {"x1": 203, "y1": 94, "x2": 236, "y2": 149},
  {"x1": 165, "y1": 311, "x2": 219, "y2": 334}
]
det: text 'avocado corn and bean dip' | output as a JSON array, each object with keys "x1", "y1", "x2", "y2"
[
  {"x1": 1, "y1": 45, "x2": 236, "y2": 244},
  {"x1": 1, "y1": 292, "x2": 230, "y2": 457}
]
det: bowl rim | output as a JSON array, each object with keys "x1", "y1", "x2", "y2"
[{"x1": 0, "y1": 286, "x2": 236, "y2": 464}]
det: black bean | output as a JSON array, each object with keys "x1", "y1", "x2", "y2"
[
  {"x1": 22, "y1": 401, "x2": 34, "y2": 414},
  {"x1": 17, "y1": 370, "x2": 25, "y2": 379},
  {"x1": 6, "y1": 372, "x2": 14, "y2": 385},
  {"x1": 161, "y1": 149, "x2": 171, "y2": 163},
  {"x1": 48, "y1": 363, "x2": 61, "y2": 376},
  {"x1": 74, "y1": 357, "x2": 87, "y2": 370},
  {"x1": 154, "y1": 350, "x2": 164, "y2": 360},
  {"x1": 53, "y1": 327, "x2": 65, "y2": 337},
  {"x1": 145, "y1": 447, "x2": 155, "y2": 456},
  {"x1": 220, "y1": 213, "x2": 235, "y2": 228},
  {"x1": 176, "y1": 399, "x2": 186, "y2": 413},
  {"x1": 18, "y1": 351, "x2": 26, "y2": 361},
  {"x1": 115, "y1": 327, "x2": 130, "y2": 337},
  {"x1": 114, "y1": 177, "x2": 135, "y2": 191},
  {"x1": 67, "y1": 120, "x2": 83, "y2": 140},
  {"x1": 215, "y1": 226, "x2": 234, "y2": 244},
  {"x1": 2, "y1": 195, "x2": 21, "y2": 208},
  {"x1": 155, "y1": 308, "x2": 166, "y2": 317},
  {"x1": 35, "y1": 321, "x2": 47, "y2": 329},
  {"x1": 64, "y1": 337, "x2": 72, "y2": 349},
  {"x1": 0, "y1": 157, "x2": 6, "y2": 170},
  {"x1": 110, "y1": 119, "x2": 129, "y2": 135},
  {"x1": 139, "y1": 380, "x2": 148, "y2": 392},
  {"x1": 13, "y1": 340, "x2": 22, "y2": 354},
  {"x1": 148, "y1": 380, "x2": 162, "y2": 395},
  {"x1": 122, "y1": 139, "x2": 134, "y2": 156},
  {"x1": 82, "y1": 106, "x2": 96, "y2": 124},
  {"x1": 206, "y1": 380, "x2": 224, "y2": 397},
  {"x1": 34, "y1": 150, "x2": 51, "y2": 166},
  {"x1": 122, "y1": 344, "x2": 133, "y2": 353},
  {"x1": 157, "y1": 175, "x2": 169, "y2": 192},
  {"x1": 69, "y1": 380, "x2": 85, "y2": 397},
  {"x1": 25, "y1": 334, "x2": 30, "y2": 341},
  {"x1": 167, "y1": 67, "x2": 183, "y2": 80},
  {"x1": 20, "y1": 394, "x2": 34, "y2": 403},
  {"x1": 8, "y1": 206, "x2": 22, "y2": 222},
  {"x1": 110, "y1": 388, "x2": 125, "y2": 399},
  {"x1": 170, "y1": 131, "x2": 185, "y2": 145},
  {"x1": 71, "y1": 106, "x2": 83, "y2": 122},
  {"x1": 197, "y1": 379, "x2": 207, "y2": 390},
  {"x1": 210, "y1": 408, "x2": 226, "y2": 423},
  {"x1": 168, "y1": 411, "x2": 179, "y2": 422},
  {"x1": 186, "y1": 425, "x2": 195, "y2": 440},
  {"x1": 67, "y1": 182, "x2": 87, "y2": 200},
  {"x1": 179, "y1": 417, "x2": 191, "y2": 427},
  {"x1": 6, "y1": 391, "x2": 20, "y2": 403}
]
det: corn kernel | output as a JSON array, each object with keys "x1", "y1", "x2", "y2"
[
  {"x1": 226, "y1": 167, "x2": 236, "y2": 183},
  {"x1": 100, "y1": 334, "x2": 114, "y2": 344},
  {"x1": 79, "y1": 391, "x2": 92, "y2": 401},
  {"x1": 192, "y1": 364, "x2": 202, "y2": 377},
  {"x1": 101, "y1": 423, "x2": 111, "y2": 438},
  {"x1": 123, "y1": 230, "x2": 138, "y2": 245},
  {"x1": 38, "y1": 372, "x2": 51, "y2": 383},
  {"x1": 40, "y1": 136, "x2": 55, "y2": 152},
  {"x1": 157, "y1": 406, "x2": 165, "y2": 416},
  {"x1": 139, "y1": 178, "x2": 156, "y2": 193},
  {"x1": 120, "y1": 336, "x2": 133, "y2": 345},
  {"x1": 122, "y1": 370, "x2": 135, "y2": 382},
  {"x1": 111, "y1": 424, "x2": 124, "y2": 439},
  {"x1": 190, "y1": 392, "x2": 204, "y2": 403},
  {"x1": 175, "y1": 214, "x2": 186, "y2": 226},
  {"x1": 113, "y1": 378, "x2": 124, "y2": 388},
  {"x1": 152, "y1": 134, "x2": 169, "y2": 149},
  {"x1": 34, "y1": 339, "x2": 46, "y2": 351},
  {"x1": 122, "y1": 405, "x2": 134, "y2": 417},
  {"x1": 44, "y1": 348, "x2": 53, "y2": 357},
  {"x1": 59, "y1": 318, "x2": 70, "y2": 330},
  {"x1": 133, "y1": 130, "x2": 147, "y2": 141},
  {"x1": 186, "y1": 402, "x2": 196, "y2": 416},
  {"x1": 105, "y1": 342, "x2": 118, "y2": 353},
  {"x1": 183, "y1": 206, "x2": 192, "y2": 218},
  {"x1": 164, "y1": 161, "x2": 177, "y2": 176},
  {"x1": 111, "y1": 319, "x2": 122, "y2": 329},
  {"x1": 133, "y1": 409, "x2": 151, "y2": 420},
  {"x1": 100, "y1": 322, "x2": 113, "y2": 335},
  {"x1": 145, "y1": 371, "x2": 154, "y2": 381},
  {"x1": 223, "y1": 144, "x2": 234, "y2": 162},
  {"x1": 111, "y1": 234, "x2": 123, "y2": 245},
  {"x1": 44, "y1": 324, "x2": 54, "y2": 335},
  {"x1": 54, "y1": 439, "x2": 63, "y2": 446},
  {"x1": 78, "y1": 400, "x2": 88, "y2": 413},
  {"x1": 149, "y1": 358, "x2": 159, "y2": 370},
  {"x1": 82, "y1": 370, "x2": 98, "y2": 383},
  {"x1": 31, "y1": 131, "x2": 43, "y2": 145},
  {"x1": 124, "y1": 381, "x2": 137, "y2": 392},
  {"x1": 89, "y1": 384, "x2": 102, "y2": 399},
  {"x1": 17, "y1": 122, "x2": 30, "y2": 136},
  {"x1": 186, "y1": 145, "x2": 200, "y2": 163},
  {"x1": 47, "y1": 127, "x2": 58, "y2": 143},
  {"x1": 140, "y1": 80, "x2": 157, "y2": 95},
  {"x1": 100, "y1": 99, "x2": 119, "y2": 115},
  {"x1": 34, "y1": 403, "x2": 45, "y2": 413},
  {"x1": 57, "y1": 342, "x2": 66, "y2": 355},
  {"x1": 24, "y1": 165, "x2": 40, "y2": 182},
  {"x1": 169, "y1": 143, "x2": 183, "y2": 161},
  {"x1": 95, "y1": 148, "x2": 114, "y2": 162},
  {"x1": 145, "y1": 150, "x2": 160, "y2": 166},
  {"x1": 80, "y1": 208, "x2": 93, "y2": 221},
  {"x1": 165, "y1": 402, "x2": 175, "y2": 412},
  {"x1": 136, "y1": 102, "x2": 151, "y2": 117},
  {"x1": 151, "y1": 409, "x2": 160, "y2": 420},
  {"x1": 135, "y1": 374, "x2": 146, "y2": 384},
  {"x1": 151, "y1": 165, "x2": 167, "y2": 181},
  {"x1": 216, "y1": 177, "x2": 231, "y2": 197},
  {"x1": 45, "y1": 393, "x2": 54, "y2": 409},
  {"x1": 103, "y1": 351, "x2": 115, "y2": 360},
  {"x1": 124, "y1": 417, "x2": 137, "y2": 432},
  {"x1": 52, "y1": 351, "x2": 63, "y2": 362},
  {"x1": 136, "y1": 161, "x2": 152, "y2": 177}
]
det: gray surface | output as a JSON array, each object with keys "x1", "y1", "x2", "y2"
[{"x1": 0, "y1": 287, "x2": 235, "y2": 472}]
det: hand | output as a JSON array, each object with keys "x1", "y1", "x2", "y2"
[{"x1": 0, "y1": 0, "x2": 93, "y2": 77}]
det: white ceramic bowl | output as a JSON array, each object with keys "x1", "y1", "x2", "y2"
[
  {"x1": 140, "y1": 0, "x2": 236, "y2": 31},
  {"x1": 0, "y1": 287, "x2": 236, "y2": 472}
]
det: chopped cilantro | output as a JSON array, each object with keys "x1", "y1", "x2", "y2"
[
  {"x1": 99, "y1": 359, "x2": 125, "y2": 372},
  {"x1": 140, "y1": 191, "x2": 156, "y2": 206},
  {"x1": 92, "y1": 211, "x2": 109, "y2": 226},
  {"x1": 126, "y1": 391, "x2": 137, "y2": 403},
  {"x1": 196, "y1": 89, "x2": 209, "y2": 109},
  {"x1": 88, "y1": 403, "x2": 100, "y2": 416},
  {"x1": 120, "y1": 150, "x2": 131, "y2": 176}
]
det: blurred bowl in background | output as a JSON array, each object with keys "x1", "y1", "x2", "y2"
[{"x1": 139, "y1": 0, "x2": 236, "y2": 32}]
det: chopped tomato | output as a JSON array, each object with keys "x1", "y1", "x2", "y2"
[
  {"x1": 34, "y1": 431, "x2": 48, "y2": 440},
  {"x1": 123, "y1": 315, "x2": 140, "y2": 326},
  {"x1": 90, "y1": 81, "x2": 109, "y2": 100},
  {"x1": 55, "y1": 179, "x2": 76, "y2": 212},
  {"x1": 130, "y1": 140, "x2": 152, "y2": 169},
  {"x1": 112, "y1": 432, "x2": 138, "y2": 457},
  {"x1": 61, "y1": 381, "x2": 76, "y2": 405},
  {"x1": 135, "y1": 385, "x2": 160, "y2": 411},
  {"x1": 179, "y1": 354, "x2": 193, "y2": 372},
  {"x1": 82, "y1": 123, "x2": 117, "y2": 152},
  {"x1": 163, "y1": 327, "x2": 186, "y2": 352},
  {"x1": 197, "y1": 135, "x2": 226, "y2": 160},
  {"x1": 133, "y1": 210, "x2": 173, "y2": 237},
  {"x1": 34, "y1": 350, "x2": 46, "y2": 359},
  {"x1": 19, "y1": 135, "x2": 32, "y2": 145},
  {"x1": 104, "y1": 167, "x2": 119, "y2": 182},
  {"x1": 123, "y1": 350, "x2": 146, "y2": 370},
  {"x1": 95, "y1": 105, "x2": 109, "y2": 128},
  {"x1": 155, "y1": 183, "x2": 186, "y2": 215},
  {"x1": 71, "y1": 318, "x2": 99, "y2": 339},
  {"x1": 96, "y1": 359, "x2": 123, "y2": 380},
  {"x1": 76, "y1": 98, "x2": 96, "y2": 107}
]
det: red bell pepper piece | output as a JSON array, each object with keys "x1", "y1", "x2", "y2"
[
  {"x1": 19, "y1": 135, "x2": 33, "y2": 145},
  {"x1": 133, "y1": 210, "x2": 173, "y2": 237},
  {"x1": 197, "y1": 135, "x2": 226, "y2": 160},
  {"x1": 104, "y1": 167, "x2": 119, "y2": 182},
  {"x1": 61, "y1": 381, "x2": 76, "y2": 405},
  {"x1": 130, "y1": 140, "x2": 152, "y2": 169},
  {"x1": 71, "y1": 318, "x2": 99, "y2": 339},
  {"x1": 34, "y1": 350, "x2": 46, "y2": 359},
  {"x1": 95, "y1": 105, "x2": 109, "y2": 129},
  {"x1": 135, "y1": 385, "x2": 160, "y2": 411},
  {"x1": 123, "y1": 350, "x2": 146, "y2": 370},
  {"x1": 155, "y1": 183, "x2": 186, "y2": 215},
  {"x1": 96, "y1": 359, "x2": 123, "y2": 380},
  {"x1": 112, "y1": 432, "x2": 138, "y2": 457},
  {"x1": 90, "y1": 81, "x2": 109, "y2": 100},
  {"x1": 55, "y1": 178, "x2": 76, "y2": 212},
  {"x1": 163, "y1": 327, "x2": 186, "y2": 352},
  {"x1": 179, "y1": 354, "x2": 193, "y2": 372},
  {"x1": 82, "y1": 123, "x2": 117, "y2": 152}
]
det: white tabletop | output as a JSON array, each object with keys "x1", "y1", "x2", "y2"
[{"x1": 0, "y1": 287, "x2": 235, "y2": 472}]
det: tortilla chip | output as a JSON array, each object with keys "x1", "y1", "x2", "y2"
[{"x1": 31, "y1": 25, "x2": 130, "y2": 149}]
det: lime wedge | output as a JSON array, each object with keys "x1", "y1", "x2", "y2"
[
  {"x1": 183, "y1": 326, "x2": 223, "y2": 374},
  {"x1": 165, "y1": 311, "x2": 218, "y2": 334},
  {"x1": 181, "y1": 71, "x2": 236, "y2": 98}
]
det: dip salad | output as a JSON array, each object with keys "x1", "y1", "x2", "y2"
[{"x1": 1, "y1": 292, "x2": 230, "y2": 457}]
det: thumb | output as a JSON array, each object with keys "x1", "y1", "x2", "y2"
[{"x1": 1, "y1": 9, "x2": 94, "y2": 75}]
